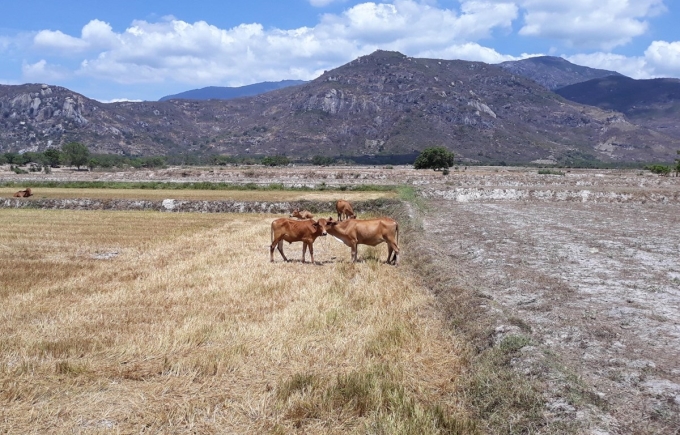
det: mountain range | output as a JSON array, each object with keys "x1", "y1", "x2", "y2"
[
  {"x1": 158, "y1": 80, "x2": 306, "y2": 102},
  {"x1": 498, "y1": 56, "x2": 624, "y2": 90},
  {"x1": 1, "y1": 50, "x2": 679, "y2": 165}
]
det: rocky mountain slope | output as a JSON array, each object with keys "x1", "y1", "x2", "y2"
[
  {"x1": 498, "y1": 56, "x2": 624, "y2": 90},
  {"x1": 1, "y1": 50, "x2": 678, "y2": 164},
  {"x1": 555, "y1": 75, "x2": 680, "y2": 140},
  {"x1": 158, "y1": 80, "x2": 306, "y2": 102}
]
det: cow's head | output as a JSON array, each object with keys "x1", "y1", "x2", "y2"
[
  {"x1": 312, "y1": 218, "x2": 328, "y2": 236},
  {"x1": 289, "y1": 208, "x2": 300, "y2": 218},
  {"x1": 315, "y1": 217, "x2": 338, "y2": 235}
]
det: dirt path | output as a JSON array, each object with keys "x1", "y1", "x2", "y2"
[{"x1": 423, "y1": 200, "x2": 680, "y2": 434}]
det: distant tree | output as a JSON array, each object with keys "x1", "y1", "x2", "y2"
[
  {"x1": 3, "y1": 152, "x2": 21, "y2": 165},
  {"x1": 139, "y1": 156, "x2": 166, "y2": 168},
  {"x1": 43, "y1": 148, "x2": 62, "y2": 167},
  {"x1": 209, "y1": 155, "x2": 237, "y2": 166},
  {"x1": 311, "y1": 155, "x2": 335, "y2": 166},
  {"x1": 87, "y1": 158, "x2": 98, "y2": 171},
  {"x1": 675, "y1": 150, "x2": 680, "y2": 177},
  {"x1": 413, "y1": 147, "x2": 454, "y2": 171},
  {"x1": 61, "y1": 142, "x2": 90, "y2": 170},
  {"x1": 262, "y1": 155, "x2": 290, "y2": 166},
  {"x1": 22, "y1": 152, "x2": 46, "y2": 165},
  {"x1": 645, "y1": 164, "x2": 672, "y2": 176}
]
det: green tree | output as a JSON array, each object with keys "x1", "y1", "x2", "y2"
[
  {"x1": 3, "y1": 152, "x2": 21, "y2": 164},
  {"x1": 262, "y1": 155, "x2": 290, "y2": 166},
  {"x1": 311, "y1": 155, "x2": 335, "y2": 166},
  {"x1": 140, "y1": 156, "x2": 167, "y2": 168},
  {"x1": 413, "y1": 147, "x2": 454, "y2": 171},
  {"x1": 645, "y1": 164, "x2": 672, "y2": 176},
  {"x1": 61, "y1": 142, "x2": 90, "y2": 170},
  {"x1": 43, "y1": 148, "x2": 62, "y2": 167},
  {"x1": 675, "y1": 150, "x2": 680, "y2": 177}
]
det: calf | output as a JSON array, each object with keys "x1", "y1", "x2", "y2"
[
  {"x1": 335, "y1": 199, "x2": 356, "y2": 221},
  {"x1": 289, "y1": 208, "x2": 314, "y2": 220},
  {"x1": 318, "y1": 217, "x2": 399, "y2": 265},
  {"x1": 13, "y1": 187, "x2": 33, "y2": 198},
  {"x1": 270, "y1": 218, "x2": 331, "y2": 264}
]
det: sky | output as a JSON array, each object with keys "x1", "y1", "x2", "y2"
[{"x1": 1, "y1": 0, "x2": 679, "y2": 102}]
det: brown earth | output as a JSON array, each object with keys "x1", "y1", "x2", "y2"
[{"x1": 3, "y1": 164, "x2": 680, "y2": 433}]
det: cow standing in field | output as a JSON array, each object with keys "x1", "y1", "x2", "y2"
[
  {"x1": 13, "y1": 187, "x2": 33, "y2": 198},
  {"x1": 335, "y1": 199, "x2": 356, "y2": 221},
  {"x1": 317, "y1": 217, "x2": 399, "y2": 265},
  {"x1": 290, "y1": 208, "x2": 314, "y2": 220},
  {"x1": 270, "y1": 218, "x2": 331, "y2": 264}
]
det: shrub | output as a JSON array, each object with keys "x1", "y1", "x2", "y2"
[
  {"x1": 11, "y1": 165, "x2": 28, "y2": 174},
  {"x1": 645, "y1": 164, "x2": 672, "y2": 176},
  {"x1": 538, "y1": 169, "x2": 565, "y2": 176}
]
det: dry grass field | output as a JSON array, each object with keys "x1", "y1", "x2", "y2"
[{"x1": 0, "y1": 209, "x2": 473, "y2": 434}]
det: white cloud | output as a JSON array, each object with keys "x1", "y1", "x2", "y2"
[
  {"x1": 644, "y1": 40, "x2": 680, "y2": 77},
  {"x1": 566, "y1": 39, "x2": 680, "y2": 80},
  {"x1": 418, "y1": 42, "x2": 532, "y2": 64},
  {"x1": 566, "y1": 52, "x2": 651, "y2": 78},
  {"x1": 512, "y1": 0, "x2": 666, "y2": 50},
  {"x1": 21, "y1": 1, "x2": 516, "y2": 87},
  {"x1": 97, "y1": 98, "x2": 144, "y2": 103},
  {"x1": 22, "y1": 59, "x2": 72, "y2": 82},
  {"x1": 34, "y1": 30, "x2": 89, "y2": 52},
  {"x1": 33, "y1": 19, "x2": 117, "y2": 53}
]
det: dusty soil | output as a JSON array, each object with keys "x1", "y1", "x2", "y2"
[
  {"x1": 4, "y1": 163, "x2": 680, "y2": 433},
  {"x1": 423, "y1": 201, "x2": 680, "y2": 434}
]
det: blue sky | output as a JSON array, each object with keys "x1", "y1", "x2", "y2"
[{"x1": 1, "y1": 0, "x2": 678, "y2": 102}]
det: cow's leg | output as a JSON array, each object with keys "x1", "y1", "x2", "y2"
[
  {"x1": 351, "y1": 244, "x2": 358, "y2": 262},
  {"x1": 271, "y1": 238, "x2": 285, "y2": 262},
  {"x1": 270, "y1": 239, "x2": 277, "y2": 262},
  {"x1": 308, "y1": 242, "x2": 314, "y2": 264},
  {"x1": 388, "y1": 241, "x2": 399, "y2": 265},
  {"x1": 277, "y1": 240, "x2": 288, "y2": 262},
  {"x1": 302, "y1": 242, "x2": 308, "y2": 263}
]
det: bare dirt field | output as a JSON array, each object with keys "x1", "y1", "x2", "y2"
[
  {"x1": 421, "y1": 200, "x2": 680, "y2": 434},
  {"x1": 3, "y1": 164, "x2": 680, "y2": 433}
]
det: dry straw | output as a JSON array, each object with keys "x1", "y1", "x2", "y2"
[{"x1": 0, "y1": 209, "x2": 474, "y2": 434}]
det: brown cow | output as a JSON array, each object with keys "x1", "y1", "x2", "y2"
[
  {"x1": 13, "y1": 187, "x2": 33, "y2": 198},
  {"x1": 335, "y1": 199, "x2": 356, "y2": 221},
  {"x1": 318, "y1": 217, "x2": 399, "y2": 265},
  {"x1": 270, "y1": 218, "x2": 332, "y2": 264},
  {"x1": 289, "y1": 208, "x2": 314, "y2": 220}
]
